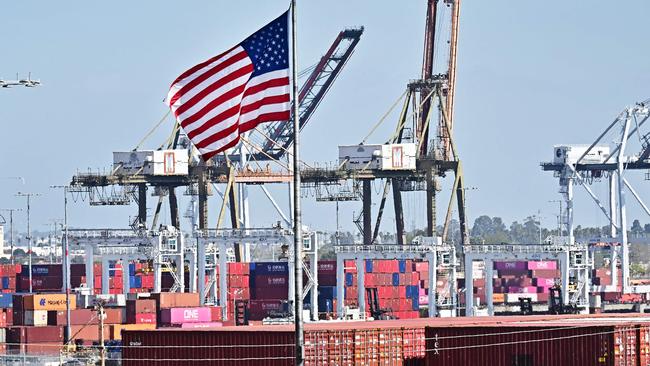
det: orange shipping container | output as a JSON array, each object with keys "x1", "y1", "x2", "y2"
[
  {"x1": 492, "y1": 293, "x2": 505, "y2": 303},
  {"x1": 110, "y1": 323, "x2": 156, "y2": 340},
  {"x1": 23, "y1": 294, "x2": 75, "y2": 311},
  {"x1": 152, "y1": 293, "x2": 200, "y2": 309}
]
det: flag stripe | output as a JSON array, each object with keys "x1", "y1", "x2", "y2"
[
  {"x1": 240, "y1": 111, "x2": 290, "y2": 133},
  {"x1": 169, "y1": 48, "x2": 249, "y2": 108},
  {"x1": 187, "y1": 104, "x2": 240, "y2": 141},
  {"x1": 201, "y1": 135, "x2": 241, "y2": 161},
  {"x1": 179, "y1": 82, "x2": 247, "y2": 129},
  {"x1": 195, "y1": 121, "x2": 240, "y2": 149},
  {"x1": 174, "y1": 63, "x2": 253, "y2": 120},
  {"x1": 169, "y1": 45, "x2": 238, "y2": 92}
]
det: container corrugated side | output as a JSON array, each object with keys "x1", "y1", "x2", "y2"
[
  {"x1": 122, "y1": 328, "x2": 295, "y2": 366},
  {"x1": 424, "y1": 325, "x2": 623, "y2": 366}
]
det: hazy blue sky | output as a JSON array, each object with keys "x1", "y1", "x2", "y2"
[{"x1": 1, "y1": 1, "x2": 649, "y2": 236}]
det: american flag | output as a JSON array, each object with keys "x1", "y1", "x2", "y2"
[{"x1": 166, "y1": 11, "x2": 290, "y2": 160}]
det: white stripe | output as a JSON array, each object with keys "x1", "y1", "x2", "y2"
[
  {"x1": 239, "y1": 102, "x2": 290, "y2": 125},
  {"x1": 170, "y1": 57, "x2": 252, "y2": 114},
  {"x1": 191, "y1": 112, "x2": 240, "y2": 145},
  {"x1": 166, "y1": 46, "x2": 245, "y2": 105},
  {"x1": 175, "y1": 70, "x2": 251, "y2": 123},
  {"x1": 198, "y1": 129, "x2": 240, "y2": 154},
  {"x1": 240, "y1": 85, "x2": 289, "y2": 107},
  {"x1": 245, "y1": 69, "x2": 289, "y2": 89}
]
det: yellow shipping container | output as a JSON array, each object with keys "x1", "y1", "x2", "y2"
[
  {"x1": 492, "y1": 293, "x2": 505, "y2": 303},
  {"x1": 23, "y1": 294, "x2": 76, "y2": 311},
  {"x1": 110, "y1": 324, "x2": 156, "y2": 340}
]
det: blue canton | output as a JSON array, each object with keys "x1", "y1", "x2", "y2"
[{"x1": 241, "y1": 11, "x2": 289, "y2": 77}]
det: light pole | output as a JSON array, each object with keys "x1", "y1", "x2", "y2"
[
  {"x1": 51, "y1": 185, "x2": 71, "y2": 343},
  {"x1": 0, "y1": 208, "x2": 21, "y2": 264},
  {"x1": 16, "y1": 192, "x2": 40, "y2": 293}
]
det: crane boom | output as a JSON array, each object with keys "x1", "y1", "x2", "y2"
[{"x1": 251, "y1": 27, "x2": 364, "y2": 161}]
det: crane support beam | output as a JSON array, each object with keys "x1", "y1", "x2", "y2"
[
  {"x1": 362, "y1": 180, "x2": 372, "y2": 246},
  {"x1": 169, "y1": 187, "x2": 180, "y2": 229},
  {"x1": 426, "y1": 168, "x2": 437, "y2": 237},
  {"x1": 137, "y1": 184, "x2": 147, "y2": 226},
  {"x1": 392, "y1": 179, "x2": 405, "y2": 245}
]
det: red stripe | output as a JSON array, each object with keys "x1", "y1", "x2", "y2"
[
  {"x1": 170, "y1": 45, "x2": 238, "y2": 87},
  {"x1": 241, "y1": 77, "x2": 289, "y2": 99},
  {"x1": 186, "y1": 103, "x2": 240, "y2": 140},
  {"x1": 195, "y1": 122, "x2": 240, "y2": 149},
  {"x1": 169, "y1": 50, "x2": 249, "y2": 107},
  {"x1": 175, "y1": 63, "x2": 253, "y2": 118},
  {"x1": 179, "y1": 83, "x2": 246, "y2": 128},
  {"x1": 240, "y1": 94, "x2": 290, "y2": 115},
  {"x1": 239, "y1": 110, "x2": 290, "y2": 133},
  {"x1": 201, "y1": 135, "x2": 241, "y2": 161}
]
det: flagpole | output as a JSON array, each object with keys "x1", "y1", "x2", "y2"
[{"x1": 291, "y1": 0, "x2": 305, "y2": 364}]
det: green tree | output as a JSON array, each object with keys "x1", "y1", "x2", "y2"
[{"x1": 631, "y1": 219, "x2": 644, "y2": 237}]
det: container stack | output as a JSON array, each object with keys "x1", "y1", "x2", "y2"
[
  {"x1": 0, "y1": 293, "x2": 12, "y2": 329},
  {"x1": 249, "y1": 262, "x2": 287, "y2": 320},
  {"x1": 486, "y1": 261, "x2": 560, "y2": 305},
  {"x1": 153, "y1": 292, "x2": 220, "y2": 329},
  {"x1": 126, "y1": 299, "x2": 157, "y2": 325},
  {"x1": 17, "y1": 265, "x2": 62, "y2": 292},
  {"x1": 6, "y1": 325, "x2": 64, "y2": 355},
  {"x1": 0, "y1": 264, "x2": 19, "y2": 293},
  {"x1": 338, "y1": 259, "x2": 422, "y2": 319}
]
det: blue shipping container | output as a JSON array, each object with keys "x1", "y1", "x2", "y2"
[
  {"x1": 0, "y1": 293, "x2": 12, "y2": 308},
  {"x1": 250, "y1": 262, "x2": 288, "y2": 275},
  {"x1": 128, "y1": 263, "x2": 136, "y2": 274},
  {"x1": 412, "y1": 295, "x2": 420, "y2": 310},
  {"x1": 345, "y1": 273, "x2": 354, "y2": 287},
  {"x1": 365, "y1": 260, "x2": 373, "y2": 273},
  {"x1": 399, "y1": 260, "x2": 407, "y2": 273},
  {"x1": 1, "y1": 277, "x2": 9, "y2": 289},
  {"x1": 392, "y1": 273, "x2": 400, "y2": 286},
  {"x1": 134, "y1": 276, "x2": 142, "y2": 288}
]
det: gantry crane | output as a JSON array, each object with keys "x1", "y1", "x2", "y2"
[{"x1": 541, "y1": 98, "x2": 650, "y2": 295}]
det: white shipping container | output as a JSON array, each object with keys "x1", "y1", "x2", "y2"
[
  {"x1": 505, "y1": 293, "x2": 538, "y2": 304},
  {"x1": 113, "y1": 149, "x2": 189, "y2": 176},
  {"x1": 379, "y1": 143, "x2": 417, "y2": 170},
  {"x1": 24, "y1": 310, "x2": 48, "y2": 326},
  {"x1": 338, "y1": 144, "x2": 382, "y2": 170},
  {"x1": 553, "y1": 145, "x2": 610, "y2": 165},
  {"x1": 338, "y1": 143, "x2": 416, "y2": 171}
]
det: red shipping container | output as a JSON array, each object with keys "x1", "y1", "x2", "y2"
[
  {"x1": 126, "y1": 299, "x2": 156, "y2": 314},
  {"x1": 425, "y1": 324, "x2": 639, "y2": 366},
  {"x1": 209, "y1": 306, "x2": 223, "y2": 322},
  {"x1": 7, "y1": 326, "x2": 64, "y2": 343},
  {"x1": 48, "y1": 309, "x2": 97, "y2": 326},
  {"x1": 131, "y1": 313, "x2": 156, "y2": 324},
  {"x1": 497, "y1": 268, "x2": 530, "y2": 276},
  {"x1": 251, "y1": 275, "x2": 286, "y2": 287},
  {"x1": 122, "y1": 327, "x2": 294, "y2": 366},
  {"x1": 317, "y1": 261, "x2": 336, "y2": 274},
  {"x1": 104, "y1": 308, "x2": 126, "y2": 324},
  {"x1": 344, "y1": 260, "x2": 357, "y2": 273},
  {"x1": 346, "y1": 287, "x2": 358, "y2": 300},
  {"x1": 252, "y1": 286, "x2": 287, "y2": 300},
  {"x1": 530, "y1": 269, "x2": 560, "y2": 278}
]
